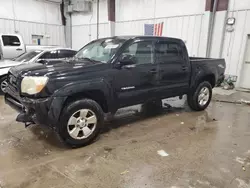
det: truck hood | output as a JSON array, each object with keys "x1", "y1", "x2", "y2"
[
  {"x1": 0, "y1": 59, "x2": 22, "y2": 68},
  {"x1": 9, "y1": 59, "x2": 108, "y2": 78}
]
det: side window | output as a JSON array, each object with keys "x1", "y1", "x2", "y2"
[
  {"x1": 40, "y1": 51, "x2": 58, "y2": 59},
  {"x1": 58, "y1": 50, "x2": 76, "y2": 58},
  {"x1": 121, "y1": 41, "x2": 154, "y2": 64},
  {"x1": 155, "y1": 41, "x2": 183, "y2": 63},
  {"x1": 2, "y1": 35, "x2": 21, "y2": 46}
]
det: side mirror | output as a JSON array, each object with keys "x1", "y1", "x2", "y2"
[
  {"x1": 117, "y1": 54, "x2": 136, "y2": 66},
  {"x1": 36, "y1": 59, "x2": 48, "y2": 64}
]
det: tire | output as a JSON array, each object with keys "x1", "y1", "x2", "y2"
[
  {"x1": 57, "y1": 98, "x2": 104, "y2": 148},
  {"x1": 187, "y1": 81, "x2": 212, "y2": 111},
  {"x1": 0, "y1": 76, "x2": 8, "y2": 94}
]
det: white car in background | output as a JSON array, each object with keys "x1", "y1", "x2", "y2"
[
  {"x1": 0, "y1": 33, "x2": 59, "y2": 60},
  {"x1": 0, "y1": 48, "x2": 76, "y2": 93}
]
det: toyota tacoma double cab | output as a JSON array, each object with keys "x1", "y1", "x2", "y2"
[{"x1": 5, "y1": 36, "x2": 225, "y2": 147}]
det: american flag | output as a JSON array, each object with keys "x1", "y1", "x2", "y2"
[{"x1": 144, "y1": 22, "x2": 164, "y2": 36}]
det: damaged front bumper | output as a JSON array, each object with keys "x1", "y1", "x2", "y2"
[{"x1": 5, "y1": 86, "x2": 67, "y2": 127}]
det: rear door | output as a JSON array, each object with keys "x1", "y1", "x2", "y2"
[
  {"x1": 0, "y1": 34, "x2": 25, "y2": 59},
  {"x1": 155, "y1": 40, "x2": 190, "y2": 98},
  {"x1": 113, "y1": 40, "x2": 160, "y2": 107}
]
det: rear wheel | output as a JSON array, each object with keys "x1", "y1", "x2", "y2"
[
  {"x1": 187, "y1": 81, "x2": 212, "y2": 111},
  {"x1": 57, "y1": 99, "x2": 104, "y2": 148},
  {"x1": 0, "y1": 76, "x2": 8, "y2": 94}
]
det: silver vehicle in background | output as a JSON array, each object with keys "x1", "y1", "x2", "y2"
[
  {"x1": 0, "y1": 33, "x2": 60, "y2": 60},
  {"x1": 0, "y1": 48, "x2": 76, "y2": 93}
]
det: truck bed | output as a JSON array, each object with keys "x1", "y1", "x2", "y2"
[
  {"x1": 190, "y1": 57, "x2": 223, "y2": 61},
  {"x1": 189, "y1": 57, "x2": 226, "y2": 87}
]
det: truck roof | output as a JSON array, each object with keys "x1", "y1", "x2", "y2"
[
  {"x1": 99, "y1": 35, "x2": 183, "y2": 42},
  {"x1": 28, "y1": 47, "x2": 75, "y2": 52}
]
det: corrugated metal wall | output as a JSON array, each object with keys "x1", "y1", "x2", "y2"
[
  {"x1": 115, "y1": 14, "x2": 205, "y2": 57},
  {"x1": 0, "y1": 0, "x2": 65, "y2": 47},
  {"x1": 0, "y1": 18, "x2": 65, "y2": 46},
  {"x1": 71, "y1": 0, "x2": 110, "y2": 50},
  {"x1": 72, "y1": 23, "x2": 109, "y2": 50},
  {"x1": 72, "y1": 13, "x2": 206, "y2": 56},
  {"x1": 71, "y1": 0, "x2": 207, "y2": 55},
  {"x1": 222, "y1": 10, "x2": 250, "y2": 79}
]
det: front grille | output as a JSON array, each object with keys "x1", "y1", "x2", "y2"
[{"x1": 7, "y1": 73, "x2": 18, "y2": 91}]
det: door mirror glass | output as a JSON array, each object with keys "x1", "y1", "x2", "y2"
[{"x1": 119, "y1": 54, "x2": 136, "y2": 66}]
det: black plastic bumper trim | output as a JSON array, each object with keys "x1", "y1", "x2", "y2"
[{"x1": 5, "y1": 94, "x2": 23, "y2": 112}]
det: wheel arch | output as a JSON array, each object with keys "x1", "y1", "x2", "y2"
[
  {"x1": 64, "y1": 90, "x2": 109, "y2": 113},
  {"x1": 53, "y1": 78, "x2": 117, "y2": 114},
  {"x1": 192, "y1": 74, "x2": 216, "y2": 89},
  {"x1": 200, "y1": 74, "x2": 215, "y2": 87}
]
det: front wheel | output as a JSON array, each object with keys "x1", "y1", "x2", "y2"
[
  {"x1": 0, "y1": 76, "x2": 8, "y2": 94},
  {"x1": 57, "y1": 99, "x2": 104, "y2": 148},
  {"x1": 187, "y1": 81, "x2": 212, "y2": 111}
]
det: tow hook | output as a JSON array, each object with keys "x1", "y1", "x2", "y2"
[
  {"x1": 25, "y1": 122, "x2": 34, "y2": 128},
  {"x1": 16, "y1": 112, "x2": 35, "y2": 127}
]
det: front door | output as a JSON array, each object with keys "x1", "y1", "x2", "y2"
[
  {"x1": 113, "y1": 40, "x2": 159, "y2": 107},
  {"x1": 240, "y1": 35, "x2": 250, "y2": 89},
  {"x1": 155, "y1": 40, "x2": 190, "y2": 98}
]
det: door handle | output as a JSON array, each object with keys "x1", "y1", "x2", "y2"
[
  {"x1": 16, "y1": 48, "x2": 23, "y2": 51},
  {"x1": 123, "y1": 64, "x2": 136, "y2": 69},
  {"x1": 149, "y1": 69, "x2": 157, "y2": 74},
  {"x1": 182, "y1": 66, "x2": 188, "y2": 71}
]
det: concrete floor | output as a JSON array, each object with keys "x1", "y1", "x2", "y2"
[{"x1": 0, "y1": 94, "x2": 249, "y2": 188}]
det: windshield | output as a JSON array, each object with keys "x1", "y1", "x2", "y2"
[
  {"x1": 75, "y1": 38, "x2": 126, "y2": 63},
  {"x1": 15, "y1": 50, "x2": 42, "y2": 62}
]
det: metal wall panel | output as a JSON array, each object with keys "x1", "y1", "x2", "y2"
[
  {"x1": 72, "y1": 23, "x2": 109, "y2": 50},
  {"x1": 115, "y1": 14, "x2": 204, "y2": 57},
  {"x1": 116, "y1": 0, "x2": 205, "y2": 21},
  {"x1": 222, "y1": 10, "x2": 249, "y2": 81},
  {"x1": 229, "y1": 0, "x2": 250, "y2": 11},
  {"x1": 0, "y1": 18, "x2": 65, "y2": 47},
  {"x1": 71, "y1": 0, "x2": 109, "y2": 50}
]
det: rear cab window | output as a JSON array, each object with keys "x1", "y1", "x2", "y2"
[
  {"x1": 2, "y1": 35, "x2": 21, "y2": 46},
  {"x1": 155, "y1": 40, "x2": 184, "y2": 63}
]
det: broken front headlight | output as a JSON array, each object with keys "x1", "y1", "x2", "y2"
[{"x1": 21, "y1": 76, "x2": 49, "y2": 95}]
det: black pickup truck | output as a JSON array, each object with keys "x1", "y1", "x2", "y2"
[{"x1": 5, "y1": 36, "x2": 225, "y2": 147}]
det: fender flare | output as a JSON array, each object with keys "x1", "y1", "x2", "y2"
[
  {"x1": 190, "y1": 67, "x2": 217, "y2": 89},
  {"x1": 52, "y1": 78, "x2": 117, "y2": 112}
]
